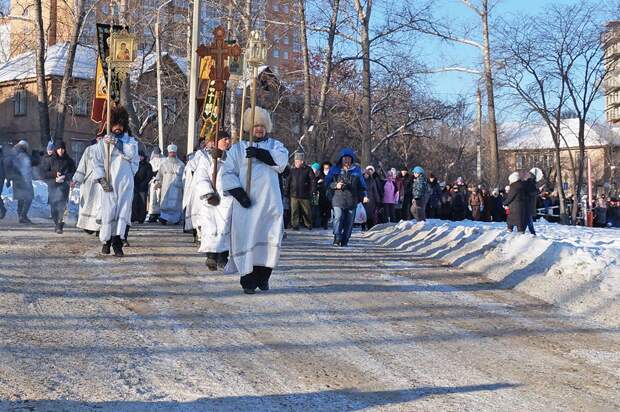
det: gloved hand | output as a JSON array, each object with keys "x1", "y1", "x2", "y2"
[
  {"x1": 206, "y1": 193, "x2": 220, "y2": 206},
  {"x1": 227, "y1": 187, "x2": 251, "y2": 208},
  {"x1": 98, "y1": 178, "x2": 113, "y2": 192},
  {"x1": 55, "y1": 175, "x2": 65, "y2": 183},
  {"x1": 245, "y1": 147, "x2": 276, "y2": 166},
  {"x1": 103, "y1": 135, "x2": 117, "y2": 145}
]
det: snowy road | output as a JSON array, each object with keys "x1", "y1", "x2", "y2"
[{"x1": 1, "y1": 220, "x2": 619, "y2": 411}]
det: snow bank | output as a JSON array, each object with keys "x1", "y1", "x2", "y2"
[
  {"x1": 1, "y1": 181, "x2": 78, "y2": 221},
  {"x1": 364, "y1": 220, "x2": 620, "y2": 327}
]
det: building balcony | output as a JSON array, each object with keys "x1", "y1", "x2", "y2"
[
  {"x1": 607, "y1": 42, "x2": 620, "y2": 58},
  {"x1": 607, "y1": 105, "x2": 620, "y2": 122},
  {"x1": 606, "y1": 91, "x2": 620, "y2": 107},
  {"x1": 607, "y1": 76, "x2": 620, "y2": 92}
]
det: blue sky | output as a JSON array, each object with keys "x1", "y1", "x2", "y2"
[{"x1": 420, "y1": 0, "x2": 606, "y2": 122}]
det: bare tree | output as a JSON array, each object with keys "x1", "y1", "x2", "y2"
[
  {"x1": 54, "y1": 0, "x2": 87, "y2": 142},
  {"x1": 33, "y1": 0, "x2": 51, "y2": 146}
]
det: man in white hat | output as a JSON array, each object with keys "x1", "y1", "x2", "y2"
[
  {"x1": 221, "y1": 106, "x2": 289, "y2": 294},
  {"x1": 155, "y1": 144, "x2": 185, "y2": 225},
  {"x1": 194, "y1": 131, "x2": 233, "y2": 270}
]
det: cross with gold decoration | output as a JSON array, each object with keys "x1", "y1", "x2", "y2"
[{"x1": 196, "y1": 26, "x2": 242, "y2": 91}]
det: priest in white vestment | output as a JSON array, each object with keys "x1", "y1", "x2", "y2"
[
  {"x1": 221, "y1": 107, "x2": 288, "y2": 294},
  {"x1": 155, "y1": 144, "x2": 185, "y2": 225},
  {"x1": 147, "y1": 147, "x2": 163, "y2": 222},
  {"x1": 92, "y1": 106, "x2": 139, "y2": 256},
  {"x1": 195, "y1": 131, "x2": 233, "y2": 270},
  {"x1": 73, "y1": 136, "x2": 102, "y2": 233},
  {"x1": 182, "y1": 140, "x2": 208, "y2": 240}
]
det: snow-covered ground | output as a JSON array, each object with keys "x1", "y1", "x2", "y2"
[{"x1": 364, "y1": 220, "x2": 620, "y2": 328}]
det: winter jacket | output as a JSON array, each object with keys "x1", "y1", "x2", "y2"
[
  {"x1": 364, "y1": 174, "x2": 382, "y2": 206},
  {"x1": 486, "y1": 195, "x2": 506, "y2": 222},
  {"x1": 411, "y1": 174, "x2": 428, "y2": 200},
  {"x1": 43, "y1": 152, "x2": 76, "y2": 185},
  {"x1": 288, "y1": 164, "x2": 316, "y2": 199},
  {"x1": 326, "y1": 148, "x2": 367, "y2": 209},
  {"x1": 427, "y1": 180, "x2": 442, "y2": 209},
  {"x1": 503, "y1": 181, "x2": 529, "y2": 229},
  {"x1": 383, "y1": 179, "x2": 399, "y2": 204},
  {"x1": 0, "y1": 148, "x2": 5, "y2": 188},
  {"x1": 396, "y1": 173, "x2": 412, "y2": 202},
  {"x1": 316, "y1": 171, "x2": 331, "y2": 209},
  {"x1": 523, "y1": 178, "x2": 538, "y2": 218},
  {"x1": 134, "y1": 159, "x2": 154, "y2": 193},
  {"x1": 450, "y1": 191, "x2": 466, "y2": 221},
  {"x1": 9, "y1": 149, "x2": 34, "y2": 201}
]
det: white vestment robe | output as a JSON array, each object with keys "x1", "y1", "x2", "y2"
[
  {"x1": 73, "y1": 144, "x2": 101, "y2": 232},
  {"x1": 195, "y1": 150, "x2": 233, "y2": 253},
  {"x1": 156, "y1": 156, "x2": 185, "y2": 224},
  {"x1": 93, "y1": 134, "x2": 139, "y2": 243},
  {"x1": 148, "y1": 155, "x2": 163, "y2": 215},
  {"x1": 221, "y1": 137, "x2": 288, "y2": 276},
  {"x1": 182, "y1": 150, "x2": 208, "y2": 231}
]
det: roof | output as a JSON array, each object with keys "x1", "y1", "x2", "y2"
[
  {"x1": 0, "y1": 42, "x2": 189, "y2": 84},
  {"x1": 131, "y1": 52, "x2": 189, "y2": 81},
  {"x1": 500, "y1": 118, "x2": 617, "y2": 150},
  {"x1": 0, "y1": 42, "x2": 98, "y2": 83}
]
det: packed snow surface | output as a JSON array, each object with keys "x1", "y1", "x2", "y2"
[{"x1": 364, "y1": 220, "x2": 620, "y2": 327}]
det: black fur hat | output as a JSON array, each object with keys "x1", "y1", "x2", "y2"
[{"x1": 110, "y1": 105, "x2": 130, "y2": 131}]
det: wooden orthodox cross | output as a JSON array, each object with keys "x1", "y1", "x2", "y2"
[{"x1": 196, "y1": 26, "x2": 242, "y2": 189}]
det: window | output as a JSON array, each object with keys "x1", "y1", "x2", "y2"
[
  {"x1": 273, "y1": 2, "x2": 279, "y2": 12},
  {"x1": 282, "y1": 3, "x2": 289, "y2": 13},
  {"x1": 164, "y1": 97, "x2": 176, "y2": 124},
  {"x1": 14, "y1": 89, "x2": 26, "y2": 116},
  {"x1": 273, "y1": 49, "x2": 279, "y2": 58},
  {"x1": 71, "y1": 139, "x2": 88, "y2": 164},
  {"x1": 273, "y1": 34, "x2": 280, "y2": 43},
  {"x1": 283, "y1": 35, "x2": 289, "y2": 45},
  {"x1": 73, "y1": 91, "x2": 88, "y2": 116},
  {"x1": 516, "y1": 154, "x2": 524, "y2": 170},
  {"x1": 283, "y1": 50, "x2": 288, "y2": 60}
]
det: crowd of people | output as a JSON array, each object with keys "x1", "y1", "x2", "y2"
[{"x1": 1, "y1": 105, "x2": 619, "y2": 295}]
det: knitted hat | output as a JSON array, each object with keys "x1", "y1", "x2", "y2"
[
  {"x1": 311, "y1": 162, "x2": 320, "y2": 171},
  {"x1": 294, "y1": 152, "x2": 305, "y2": 161},
  {"x1": 508, "y1": 172, "x2": 520, "y2": 184},
  {"x1": 167, "y1": 144, "x2": 178, "y2": 153},
  {"x1": 47, "y1": 141, "x2": 55, "y2": 151},
  {"x1": 412, "y1": 166, "x2": 425, "y2": 175}
]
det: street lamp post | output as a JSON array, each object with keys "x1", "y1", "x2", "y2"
[{"x1": 155, "y1": 0, "x2": 173, "y2": 153}]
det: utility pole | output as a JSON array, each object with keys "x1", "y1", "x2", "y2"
[
  {"x1": 155, "y1": 0, "x2": 173, "y2": 152},
  {"x1": 476, "y1": 86, "x2": 483, "y2": 182},
  {"x1": 186, "y1": 0, "x2": 201, "y2": 155}
]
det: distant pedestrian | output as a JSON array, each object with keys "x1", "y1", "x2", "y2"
[
  {"x1": 325, "y1": 148, "x2": 368, "y2": 247},
  {"x1": 410, "y1": 166, "x2": 429, "y2": 221},
  {"x1": 382, "y1": 170, "x2": 399, "y2": 223},
  {"x1": 288, "y1": 152, "x2": 315, "y2": 230},
  {"x1": 503, "y1": 172, "x2": 528, "y2": 233},
  {"x1": 132, "y1": 151, "x2": 154, "y2": 224},
  {"x1": 41, "y1": 141, "x2": 76, "y2": 234},
  {"x1": 8, "y1": 140, "x2": 34, "y2": 224}
]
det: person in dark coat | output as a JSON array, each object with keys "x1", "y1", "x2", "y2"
[
  {"x1": 396, "y1": 170, "x2": 413, "y2": 220},
  {"x1": 426, "y1": 173, "x2": 442, "y2": 219},
  {"x1": 132, "y1": 151, "x2": 154, "y2": 224},
  {"x1": 486, "y1": 188, "x2": 506, "y2": 222},
  {"x1": 316, "y1": 162, "x2": 332, "y2": 229},
  {"x1": 410, "y1": 166, "x2": 429, "y2": 221},
  {"x1": 325, "y1": 148, "x2": 368, "y2": 246},
  {"x1": 42, "y1": 141, "x2": 76, "y2": 233},
  {"x1": 0, "y1": 145, "x2": 6, "y2": 219},
  {"x1": 449, "y1": 185, "x2": 466, "y2": 221},
  {"x1": 8, "y1": 140, "x2": 34, "y2": 224},
  {"x1": 524, "y1": 169, "x2": 542, "y2": 235},
  {"x1": 363, "y1": 165, "x2": 382, "y2": 229},
  {"x1": 438, "y1": 186, "x2": 452, "y2": 220},
  {"x1": 287, "y1": 152, "x2": 316, "y2": 230},
  {"x1": 503, "y1": 172, "x2": 529, "y2": 233}
]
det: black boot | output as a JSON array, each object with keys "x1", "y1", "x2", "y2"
[
  {"x1": 102, "y1": 241, "x2": 111, "y2": 255},
  {"x1": 333, "y1": 236, "x2": 340, "y2": 246},
  {"x1": 55, "y1": 222, "x2": 64, "y2": 234},
  {"x1": 216, "y1": 251, "x2": 229, "y2": 269},
  {"x1": 192, "y1": 229, "x2": 198, "y2": 244},
  {"x1": 112, "y1": 236, "x2": 124, "y2": 257},
  {"x1": 205, "y1": 253, "x2": 218, "y2": 271}
]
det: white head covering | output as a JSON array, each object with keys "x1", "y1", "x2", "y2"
[
  {"x1": 243, "y1": 106, "x2": 273, "y2": 133},
  {"x1": 365, "y1": 165, "x2": 375, "y2": 173},
  {"x1": 167, "y1": 144, "x2": 177, "y2": 153},
  {"x1": 530, "y1": 167, "x2": 544, "y2": 182},
  {"x1": 508, "y1": 172, "x2": 520, "y2": 184}
]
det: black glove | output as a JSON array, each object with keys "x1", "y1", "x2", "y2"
[
  {"x1": 206, "y1": 193, "x2": 220, "y2": 206},
  {"x1": 98, "y1": 178, "x2": 113, "y2": 192},
  {"x1": 227, "y1": 187, "x2": 251, "y2": 208},
  {"x1": 245, "y1": 147, "x2": 276, "y2": 166}
]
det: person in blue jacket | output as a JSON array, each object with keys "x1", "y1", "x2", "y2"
[{"x1": 325, "y1": 148, "x2": 368, "y2": 246}]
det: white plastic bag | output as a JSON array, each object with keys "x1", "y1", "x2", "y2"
[{"x1": 354, "y1": 202, "x2": 367, "y2": 224}]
